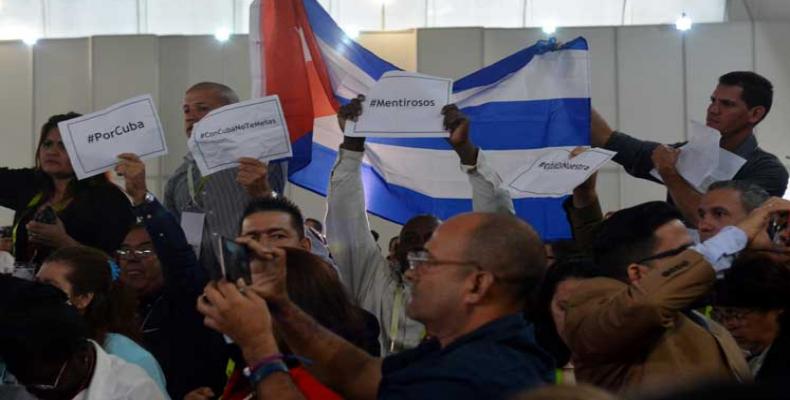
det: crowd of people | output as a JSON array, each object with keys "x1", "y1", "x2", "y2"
[{"x1": 0, "y1": 70, "x2": 789, "y2": 400}]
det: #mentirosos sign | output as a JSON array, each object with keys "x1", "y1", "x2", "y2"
[
  {"x1": 187, "y1": 95, "x2": 292, "y2": 176},
  {"x1": 344, "y1": 71, "x2": 453, "y2": 138},
  {"x1": 57, "y1": 94, "x2": 168, "y2": 180}
]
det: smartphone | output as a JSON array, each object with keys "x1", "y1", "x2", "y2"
[
  {"x1": 217, "y1": 236, "x2": 251, "y2": 284},
  {"x1": 34, "y1": 207, "x2": 57, "y2": 224},
  {"x1": 767, "y1": 211, "x2": 789, "y2": 245}
]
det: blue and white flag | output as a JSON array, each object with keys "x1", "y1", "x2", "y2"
[{"x1": 252, "y1": 0, "x2": 590, "y2": 240}]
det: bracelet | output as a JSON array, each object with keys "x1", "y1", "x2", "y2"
[
  {"x1": 244, "y1": 360, "x2": 289, "y2": 385},
  {"x1": 246, "y1": 353, "x2": 285, "y2": 373}
]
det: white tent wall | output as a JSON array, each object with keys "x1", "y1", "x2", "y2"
[{"x1": 0, "y1": 18, "x2": 788, "y2": 244}]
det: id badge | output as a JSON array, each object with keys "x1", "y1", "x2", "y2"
[{"x1": 180, "y1": 211, "x2": 205, "y2": 257}]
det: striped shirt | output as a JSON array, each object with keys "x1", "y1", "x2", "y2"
[{"x1": 164, "y1": 153, "x2": 285, "y2": 273}]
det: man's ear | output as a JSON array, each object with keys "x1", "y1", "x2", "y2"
[
  {"x1": 748, "y1": 105, "x2": 767, "y2": 125},
  {"x1": 464, "y1": 271, "x2": 496, "y2": 304},
  {"x1": 626, "y1": 263, "x2": 644, "y2": 284},
  {"x1": 300, "y1": 236, "x2": 312, "y2": 252}
]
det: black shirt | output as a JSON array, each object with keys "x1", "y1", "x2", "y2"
[
  {"x1": 0, "y1": 168, "x2": 134, "y2": 263},
  {"x1": 379, "y1": 314, "x2": 554, "y2": 400}
]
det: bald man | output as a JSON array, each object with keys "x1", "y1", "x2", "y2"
[{"x1": 198, "y1": 212, "x2": 554, "y2": 400}]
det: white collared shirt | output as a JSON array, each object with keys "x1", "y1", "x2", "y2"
[{"x1": 73, "y1": 341, "x2": 166, "y2": 400}]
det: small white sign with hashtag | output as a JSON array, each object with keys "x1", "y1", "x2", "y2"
[{"x1": 58, "y1": 94, "x2": 168, "y2": 180}]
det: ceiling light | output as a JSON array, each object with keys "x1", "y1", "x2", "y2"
[{"x1": 675, "y1": 13, "x2": 692, "y2": 31}]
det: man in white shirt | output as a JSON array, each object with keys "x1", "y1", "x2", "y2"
[
  {"x1": 0, "y1": 276, "x2": 166, "y2": 400},
  {"x1": 328, "y1": 98, "x2": 515, "y2": 354}
]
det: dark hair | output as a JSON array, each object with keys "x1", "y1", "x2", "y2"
[
  {"x1": 715, "y1": 254, "x2": 790, "y2": 312},
  {"x1": 44, "y1": 246, "x2": 142, "y2": 346},
  {"x1": 282, "y1": 249, "x2": 375, "y2": 354},
  {"x1": 0, "y1": 276, "x2": 89, "y2": 382},
  {"x1": 464, "y1": 213, "x2": 547, "y2": 306},
  {"x1": 242, "y1": 196, "x2": 305, "y2": 239},
  {"x1": 186, "y1": 82, "x2": 240, "y2": 105},
  {"x1": 719, "y1": 71, "x2": 774, "y2": 121},
  {"x1": 707, "y1": 180, "x2": 769, "y2": 212},
  {"x1": 593, "y1": 201, "x2": 683, "y2": 281},
  {"x1": 531, "y1": 258, "x2": 605, "y2": 366},
  {"x1": 304, "y1": 218, "x2": 323, "y2": 233},
  {"x1": 34, "y1": 112, "x2": 112, "y2": 198}
]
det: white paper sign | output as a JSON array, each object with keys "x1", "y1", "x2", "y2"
[
  {"x1": 345, "y1": 71, "x2": 453, "y2": 138},
  {"x1": 651, "y1": 120, "x2": 747, "y2": 192},
  {"x1": 188, "y1": 95, "x2": 292, "y2": 176},
  {"x1": 508, "y1": 148, "x2": 616, "y2": 197},
  {"x1": 58, "y1": 95, "x2": 167, "y2": 180}
]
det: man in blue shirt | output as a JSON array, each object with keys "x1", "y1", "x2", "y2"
[{"x1": 197, "y1": 212, "x2": 554, "y2": 400}]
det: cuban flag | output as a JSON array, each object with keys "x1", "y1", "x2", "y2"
[{"x1": 250, "y1": 0, "x2": 590, "y2": 240}]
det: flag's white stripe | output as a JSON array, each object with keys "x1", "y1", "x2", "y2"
[
  {"x1": 316, "y1": 37, "x2": 377, "y2": 100},
  {"x1": 313, "y1": 115, "x2": 575, "y2": 199},
  {"x1": 453, "y1": 50, "x2": 590, "y2": 107}
]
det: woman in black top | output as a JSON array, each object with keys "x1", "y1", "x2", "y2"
[{"x1": 0, "y1": 112, "x2": 134, "y2": 265}]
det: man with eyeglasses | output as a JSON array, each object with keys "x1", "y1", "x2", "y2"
[
  {"x1": 197, "y1": 212, "x2": 553, "y2": 399},
  {"x1": 113, "y1": 154, "x2": 229, "y2": 400},
  {"x1": 328, "y1": 98, "x2": 515, "y2": 356},
  {"x1": 561, "y1": 198, "x2": 790, "y2": 392}
]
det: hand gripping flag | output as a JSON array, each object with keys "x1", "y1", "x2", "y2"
[{"x1": 250, "y1": 0, "x2": 590, "y2": 240}]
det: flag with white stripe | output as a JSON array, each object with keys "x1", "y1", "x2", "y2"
[{"x1": 250, "y1": 0, "x2": 590, "y2": 240}]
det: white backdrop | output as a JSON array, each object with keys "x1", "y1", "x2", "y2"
[{"x1": 0, "y1": 20, "x2": 788, "y2": 244}]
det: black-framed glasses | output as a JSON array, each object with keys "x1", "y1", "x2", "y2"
[
  {"x1": 406, "y1": 249, "x2": 480, "y2": 272},
  {"x1": 115, "y1": 248, "x2": 155, "y2": 260},
  {"x1": 635, "y1": 243, "x2": 693, "y2": 265},
  {"x1": 27, "y1": 358, "x2": 68, "y2": 391},
  {"x1": 711, "y1": 307, "x2": 755, "y2": 323}
]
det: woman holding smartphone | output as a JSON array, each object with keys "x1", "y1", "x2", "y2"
[{"x1": 0, "y1": 113, "x2": 134, "y2": 266}]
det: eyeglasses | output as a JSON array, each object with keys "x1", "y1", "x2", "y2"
[
  {"x1": 40, "y1": 139, "x2": 66, "y2": 151},
  {"x1": 635, "y1": 243, "x2": 693, "y2": 265},
  {"x1": 27, "y1": 358, "x2": 68, "y2": 391},
  {"x1": 711, "y1": 307, "x2": 755, "y2": 322},
  {"x1": 115, "y1": 248, "x2": 155, "y2": 260},
  {"x1": 406, "y1": 250, "x2": 480, "y2": 272}
]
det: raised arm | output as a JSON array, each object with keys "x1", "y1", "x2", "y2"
[
  {"x1": 198, "y1": 242, "x2": 383, "y2": 400},
  {"x1": 652, "y1": 145, "x2": 703, "y2": 227},
  {"x1": 442, "y1": 105, "x2": 514, "y2": 215},
  {"x1": 562, "y1": 148, "x2": 604, "y2": 254},
  {"x1": 326, "y1": 96, "x2": 388, "y2": 299},
  {"x1": 116, "y1": 153, "x2": 206, "y2": 291}
]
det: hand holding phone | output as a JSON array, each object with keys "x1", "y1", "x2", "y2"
[
  {"x1": 34, "y1": 207, "x2": 57, "y2": 224},
  {"x1": 216, "y1": 236, "x2": 252, "y2": 284}
]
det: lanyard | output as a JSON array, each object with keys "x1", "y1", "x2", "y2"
[
  {"x1": 11, "y1": 192, "x2": 45, "y2": 254},
  {"x1": 187, "y1": 164, "x2": 209, "y2": 205},
  {"x1": 389, "y1": 285, "x2": 404, "y2": 353}
]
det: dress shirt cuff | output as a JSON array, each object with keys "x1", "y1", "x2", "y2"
[{"x1": 690, "y1": 226, "x2": 748, "y2": 274}]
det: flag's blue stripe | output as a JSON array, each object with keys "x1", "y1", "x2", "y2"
[
  {"x1": 365, "y1": 98, "x2": 590, "y2": 150},
  {"x1": 304, "y1": 0, "x2": 399, "y2": 80},
  {"x1": 454, "y1": 37, "x2": 588, "y2": 93},
  {"x1": 288, "y1": 137, "x2": 571, "y2": 240}
]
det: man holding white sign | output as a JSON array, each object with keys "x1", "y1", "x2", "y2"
[
  {"x1": 57, "y1": 94, "x2": 168, "y2": 180},
  {"x1": 163, "y1": 82, "x2": 284, "y2": 275},
  {"x1": 344, "y1": 71, "x2": 453, "y2": 138},
  {"x1": 508, "y1": 148, "x2": 615, "y2": 197},
  {"x1": 187, "y1": 95, "x2": 292, "y2": 177}
]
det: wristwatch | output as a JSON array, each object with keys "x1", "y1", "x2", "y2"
[{"x1": 244, "y1": 360, "x2": 289, "y2": 385}]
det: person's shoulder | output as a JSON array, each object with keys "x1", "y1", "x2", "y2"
[{"x1": 104, "y1": 333, "x2": 157, "y2": 365}]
